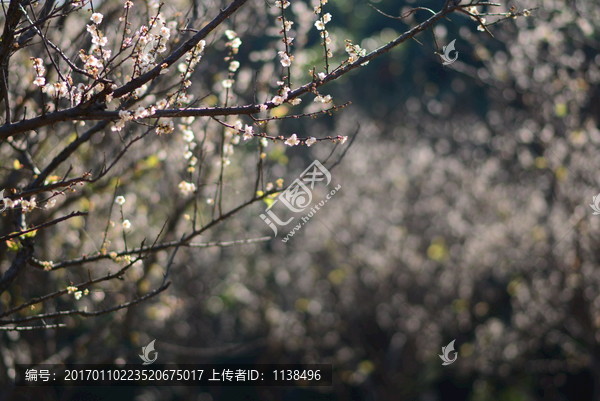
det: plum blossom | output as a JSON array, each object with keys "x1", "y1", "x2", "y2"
[
  {"x1": 229, "y1": 61, "x2": 240, "y2": 72},
  {"x1": 243, "y1": 125, "x2": 254, "y2": 141},
  {"x1": 225, "y1": 30, "x2": 237, "y2": 40},
  {"x1": 31, "y1": 57, "x2": 46, "y2": 86},
  {"x1": 183, "y1": 130, "x2": 195, "y2": 142},
  {"x1": 90, "y1": 13, "x2": 103, "y2": 24},
  {"x1": 284, "y1": 134, "x2": 300, "y2": 146},
  {"x1": 314, "y1": 94, "x2": 332, "y2": 103},
  {"x1": 271, "y1": 95, "x2": 285, "y2": 105},
  {"x1": 112, "y1": 110, "x2": 133, "y2": 132},
  {"x1": 134, "y1": 106, "x2": 151, "y2": 119},
  {"x1": 178, "y1": 181, "x2": 196, "y2": 196},
  {"x1": 21, "y1": 198, "x2": 37, "y2": 213},
  {"x1": 156, "y1": 120, "x2": 174, "y2": 135},
  {"x1": 314, "y1": 14, "x2": 332, "y2": 31},
  {"x1": 278, "y1": 51, "x2": 294, "y2": 67}
]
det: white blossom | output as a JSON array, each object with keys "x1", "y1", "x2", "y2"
[
  {"x1": 282, "y1": 20, "x2": 294, "y2": 32},
  {"x1": 284, "y1": 134, "x2": 300, "y2": 146},
  {"x1": 160, "y1": 26, "x2": 170, "y2": 39},
  {"x1": 178, "y1": 181, "x2": 196, "y2": 196},
  {"x1": 271, "y1": 95, "x2": 285, "y2": 105},
  {"x1": 278, "y1": 51, "x2": 294, "y2": 67},
  {"x1": 225, "y1": 30, "x2": 237, "y2": 40},
  {"x1": 243, "y1": 124, "x2": 254, "y2": 141},
  {"x1": 134, "y1": 106, "x2": 150, "y2": 119},
  {"x1": 90, "y1": 13, "x2": 103, "y2": 24},
  {"x1": 156, "y1": 120, "x2": 174, "y2": 135},
  {"x1": 275, "y1": 0, "x2": 290, "y2": 8},
  {"x1": 183, "y1": 130, "x2": 195, "y2": 142},
  {"x1": 305, "y1": 137, "x2": 317, "y2": 147},
  {"x1": 314, "y1": 94, "x2": 332, "y2": 103},
  {"x1": 21, "y1": 197, "x2": 37, "y2": 212},
  {"x1": 229, "y1": 61, "x2": 240, "y2": 72},
  {"x1": 229, "y1": 37, "x2": 242, "y2": 49}
]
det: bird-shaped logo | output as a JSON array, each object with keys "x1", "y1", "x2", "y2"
[
  {"x1": 590, "y1": 193, "x2": 600, "y2": 215},
  {"x1": 439, "y1": 339, "x2": 458, "y2": 365},
  {"x1": 440, "y1": 39, "x2": 459, "y2": 65},
  {"x1": 139, "y1": 339, "x2": 158, "y2": 365}
]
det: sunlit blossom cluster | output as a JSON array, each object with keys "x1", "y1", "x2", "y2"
[
  {"x1": 313, "y1": 1, "x2": 333, "y2": 60},
  {"x1": 180, "y1": 117, "x2": 199, "y2": 172},
  {"x1": 178, "y1": 181, "x2": 197, "y2": 197},
  {"x1": 66, "y1": 285, "x2": 89, "y2": 300},
  {"x1": 345, "y1": 40, "x2": 368, "y2": 65},
  {"x1": 220, "y1": 31, "x2": 241, "y2": 92},
  {"x1": 129, "y1": 13, "x2": 176, "y2": 76},
  {"x1": 1, "y1": 195, "x2": 56, "y2": 214},
  {"x1": 30, "y1": 57, "x2": 46, "y2": 87},
  {"x1": 178, "y1": 40, "x2": 206, "y2": 82}
]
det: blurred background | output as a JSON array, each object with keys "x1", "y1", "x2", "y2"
[{"x1": 2, "y1": 0, "x2": 600, "y2": 400}]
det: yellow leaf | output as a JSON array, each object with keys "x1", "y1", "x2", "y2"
[
  {"x1": 263, "y1": 194, "x2": 278, "y2": 208},
  {"x1": 270, "y1": 105, "x2": 289, "y2": 118},
  {"x1": 44, "y1": 175, "x2": 61, "y2": 185},
  {"x1": 6, "y1": 239, "x2": 21, "y2": 252},
  {"x1": 554, "y1": 103, "x2": 567, "y2": 117},
  {"x1": 203, "y1": 94, "x2": 218, "y2": 106},
  {"x1": 328, "y1": 269, "x2": 346, "y2": 285},
  {"x1": 145, "y1": 154, "x2": 160, "y2": 168},
  {"x1": 20, "y1": 230, "x2": 37, "y2": 239},
  {"x1": 534, "y1": 157, "x2": 547, "y2": 169},
  {"x1": 427, "y1": 237, "x2": 448, "y2": 262},
  {"x1": 358, "y1": 360, "x2": 375, "y2": 374},
  {"x1": 554, "y1": 166, "x2": 568, "y2": 181},
  {"x1": 295, "y1": 298, "x2": 310, "y2": 312}
]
